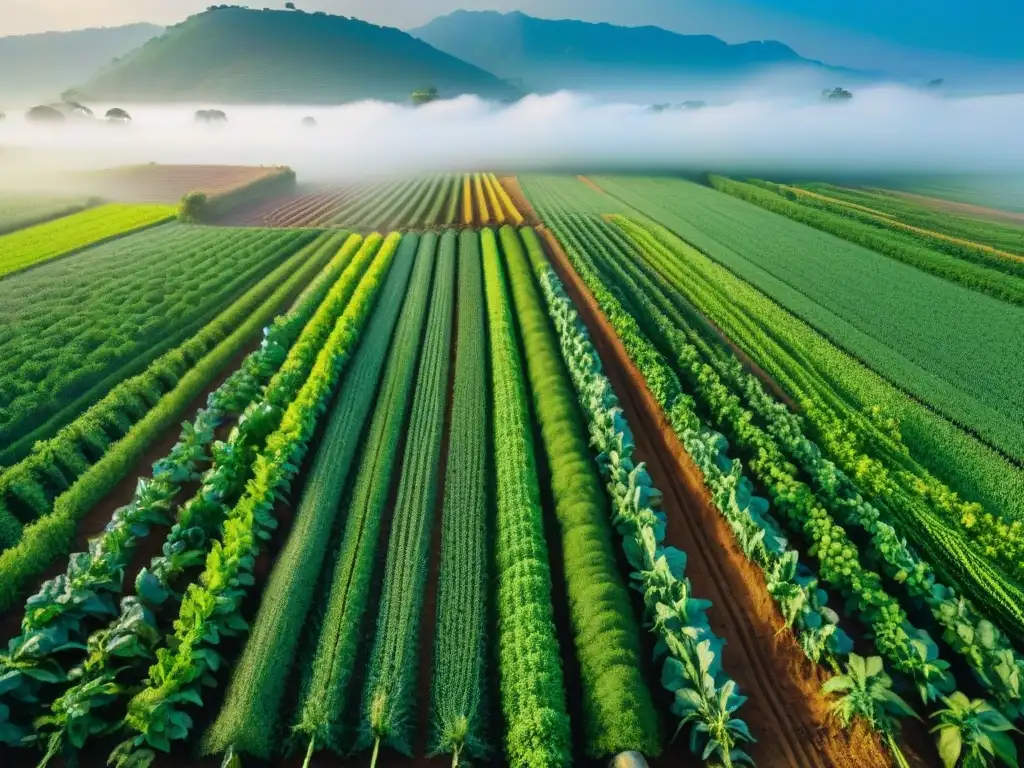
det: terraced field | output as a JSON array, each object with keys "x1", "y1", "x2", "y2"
[{"x1": 2, "y1": 167, "x2": 1021, "y2": 768}]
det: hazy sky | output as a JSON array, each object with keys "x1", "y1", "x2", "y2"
[{"x1": 3, "y1": 0, "x2": 1021, "y2": 74}]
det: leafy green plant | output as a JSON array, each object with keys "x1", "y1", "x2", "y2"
[
  {"x1": 823, "y1": 654, "x2": 917, "y2": 766},
  {"x1": 930, "y1": 692, "x2": 1020, "y2": 768}
]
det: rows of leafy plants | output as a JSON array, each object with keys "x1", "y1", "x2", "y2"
[
  {"x1": 0, "y1": 230, "x2": 341, "y2": 550},
  {"x1": 359, "y1": 230, "x2": 457, "y2": 764},
  {"x1": 490, "y1": 175, "x2": 525, "y2": 225},
  {"x1": 0, "y1": 231, "x2": 340, "y2": 612},
  {"x1": 480, "y1": 227, "x2": 571, "y2": 767},
  {"x1": 0, "y1": 195, "x2": 98, "y2": 237},
  {"x1": 0, "y1": 203, "x2": 175, "y2": 279},
  {"x1": 499, "y1": 225, "x2": 660, "y2": 758},
  {"x1": 106, "y1": 232, "x2": 401, "y2": 767},
  {"x1": 473, "y1": 174, "x2": 492, "y2": 225},
  {"x1": 579, "y1": 210, "x2": 1022, "y2": 764},
  {"x1": 461, "y1": 175, "x2": 474, "y2": 226},
  {"x1": 521, "y1": 225, "x2": 815, "y2": 765},
  {"x1": 617, "y1": 214, "x2": 1024, "y2": 715},
  {"x1": 0, "y1": 225, "x2": 317, "y2": 463},
  {"x1": 199, "y1": 232, "x2": 422, "y2": 765},
  {"x1": 292, "y1": 232, "x2": 439, "y2": 764},
  {"x1": 720, "y1": 177, "x2": 1024, "y2": 293},
  {"x1": 429, "y1": 229, "x2": 491, "y2": 766},
  {"x1": 0, "y1": 232, "x2": 367, "y2": 749}
]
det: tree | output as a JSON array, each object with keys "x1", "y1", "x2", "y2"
[
  {"x1": 411, "y1": 86, "x2": 440, "y2": 106},
  {"x1": 26, "y1": 105, "x2": 66, "y2": 123},
  {"x1": 178, "y1": 191, "x2": 209, "y2": 223},
  {"x1": 195, "y1": 109, "x2": 228, "y2": 123},
  {"x1": 927, "y1": 78, "x2": 945, "y2": 89},
  {"x1": 301, "y1": 116, "x2": 317, "y2": 127},
  {"x1": 105, "y1": 107, "x2": 132, "y2": 123},
  {"x1": 285, "y1": 1, "x2": 296, "y2": 8},
  {"x1": 821, "y1": 87, "x2": 853, "y2": 102}
]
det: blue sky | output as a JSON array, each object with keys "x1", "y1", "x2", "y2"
[{"x1": 4, "y1": 0, "x2": 1020, "y2": 74}]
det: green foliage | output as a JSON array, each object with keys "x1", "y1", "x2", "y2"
[
  {"x1": 588, "y1": 174, "x2": 1024, "y2": 465},
  {"x1": 199, "y1": 233, "x2": 420, "y2": 761},
  {"x1": 0, "y1": 230, "x2": 325, "y2": 617},
  {"x1": 0, "y1": 203, "x2": 174, "y2": 278},
  {"x1": 0, "y1": 195, "x2": 98, "y2": 237},
  {"x1": 0, "y1": 225, "x2": 311, "y2": 464},
  {"x1": 293, "y1": 232, "x2": 436, "y2": 760},
  {"x1": 617, "y1": 216, "x2": 1024, "y2": 713},
  {"x1": 411, "y1": 86, "x2": 440, "y2": 105},
  {"x1": 823, "y1": 655, "x2": 917, "y2": 734},
  {"x1": 480, "y1": 227, "x2": 571, "y2": 768},
  {"x1": 930, "y1": 692, "x2": 1020, "y2": 768},
  {"x1": 109, "y1": 232, "x2": 399, "y2": 766},
  {"x1": 0, "y1": 233, "x2": 351, "y2": 747},
  {"x1": 78, "y1": 8, "x2": 518, "y2": 104},
  {"x1": 500, "y1": 226, "x2": 660, "y2": 757},
  {"x1": 359, "y1": 230, "x2": 456, "y2": 759},
  {"x1": 519, "y1": 227, "x2": 761, "y2": 765},
  {"x1": 177, "y1": 191, "x2": 208, "y2": 222},
  {"x1": 708, "y1": 176, "x2": 1024, "y2": 306},
  {"x1": 429, "y1": 229, "x2": 490, "y2": 765}
]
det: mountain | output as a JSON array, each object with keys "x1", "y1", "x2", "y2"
[
  {"x1": 77, "y1": 7, "x2": 518, "y2": 104},
  {"x1": 410, "y1": 10, "x2": 844, "y2": 91},
  {"x1": 0, "y1": 24, "x2": 162, "y2": 105}
]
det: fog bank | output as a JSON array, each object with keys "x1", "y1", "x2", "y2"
[{"x1": 0, "y1": 87, "x2": 1021, "y2": 184}]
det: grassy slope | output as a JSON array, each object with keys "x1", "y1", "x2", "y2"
[{"x1": 80, "y1": 8, "x2": 518, "y2": 103}]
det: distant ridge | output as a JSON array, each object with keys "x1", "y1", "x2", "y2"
[
  {"x1": 76, "y1": 7, "x2": 518, "y2": 104},
  {"x1": 0, "y1": 24, "x2": 163, "y2": 104},
  {"x1": 410, "y1": 10, "x2": 846, "y2": 91}
]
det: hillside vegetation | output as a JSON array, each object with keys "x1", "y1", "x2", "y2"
[
  {"x1": 0, "y1": 24, "x2": 161, "y2": 104},
  {"x1": 78, "y1": 7, "x2": 518, "y2": 104}
]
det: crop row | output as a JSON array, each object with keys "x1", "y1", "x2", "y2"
[
  {"x1": 0, "y1": 195, "x2": 98, "y2": 237},
  {"x1": 709, "y1": 175, "x2": 1024, "y2": 306},
  {"x1": 522, "y1": 176, "x2": 1018, "y2": 766},
  {"x1": 0, "y1": 224, "x2": 318, "y2": 462},
  {"x1": 0, "y1": 203, "x2": 175, "y2": 280}
]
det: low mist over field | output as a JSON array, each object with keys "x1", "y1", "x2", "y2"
[{"x1": 1, "y1": 87, "x2": 1022, "y2": 185}]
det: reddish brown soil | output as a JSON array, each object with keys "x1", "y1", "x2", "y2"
[
  {"x1": 219, "y1": 185, "x2": 357, "y2": 228},
  {"x1": 881, "y1": 189, "x2": 1024, "y2": 227},
  {"x1": 577, "y1": 175, "x2": 608, "y2": 195},
  {"x1": 537, "y1": 224, "x2": 893, "y2": 768},
  {"x1": 499, "y1": 177, "x2": 541, "y2": 226},
  {"x1": 73, "y1": 164, "x2": 286, "y2": 204}
]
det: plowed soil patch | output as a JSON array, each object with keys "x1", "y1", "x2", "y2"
[{"x1": 537, "y1": 224, "x2": 891, "y2": 768}]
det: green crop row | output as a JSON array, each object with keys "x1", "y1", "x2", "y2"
[
  {"x1": 0, "y1": 230, "x2": 332, "y2": 550},
  {"x1": 0, "y1": 203, "x2": 175, "y2": 280},
  {"x1": 107, "y1": 232, "x2": 399, "y2": 766},
  {"x1": 199, "y1": 232, "x2": 421, "y2": 764},
  {"x1": 615, "y1": 216, "x2": 1024, "y2": 718},
  {"x1": 499, "y1": 225, "x2": 660, "y2": 758},
  {"x1": 0, "y1": 195, "x2": 98, "y2": 237},
  {"x1": 587, "y1": 174, "x2": 1024, "y2": 465},
  {"x1": 480, "y1": 227, "x2": 571, "y2": 768},
  {"x1": 519, "y1": 225, "x2": 761, "y2": 766},
  {"x1": 709, "y1": 176, "x2": 1024, "y2": 306},
  {"x1": 359, "y1": 230, "x2": 456, "y2": 761},
  {"x1": 429, "y1": 229, "x2": 491, "y2": 765},
  {"x1": 292, "y1": 232, "x2": 438, "y2": 762},
  {"x1": 0, "y1": 225, "x2": 316, "y2": 462},
  {"x1": 0, "y1": 231, "x2": 332, "y2": 619}
]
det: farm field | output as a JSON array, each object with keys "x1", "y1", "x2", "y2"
[
  {"x1": 71, "y1": 164, "x2": 296, "y2": 204},
  {"x1": 578, "y1": 174, "x2": 1024, "y2": 464},
  {"x1": 2, "y1": 166, "x2": 1023, "y2": 768},
  {"x1": 224, "y1": 172, "x2": 524, "y2": 229},
  {"x1": 0, "y1": 195, "x2": 99, "y2": 236},
  {"x1": 0, "y1": 203, "x2": 176, "y2": 279}
]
